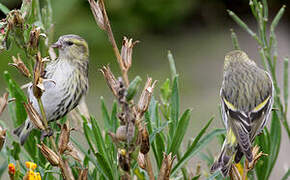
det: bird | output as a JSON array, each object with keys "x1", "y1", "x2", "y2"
[
  {"x1": 210, "y1": 50, "x2": 273, "y2": 176},
  {"x1": 14, "y1": 34, "x2": 89, "y2": 145}
]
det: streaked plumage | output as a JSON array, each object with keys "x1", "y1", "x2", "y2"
[
  {"x1": 211, "y1": 50, "x2": 273, "y2": 176},
  {"x1": 14, "y1": 34, "x2": 89, "y2": 145}
]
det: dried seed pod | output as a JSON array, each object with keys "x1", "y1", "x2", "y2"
[
  {"x1": 126, "y1": 121, "x2": 135, "y2": 143},
  {"x1": 33, "y1": 52, "x2": 47, "y2": 99},
  {"x1": 121, "y1": 37, "x2": 139, "y2": 71},
  {"x1": 157, "y1": 153, "x2": 176, "y2": 180},
  {"x1": 137, "y1": 78, "x2": 157, "y2": 118},
  {"x1": 78, "y1": 168, "x2": 88, "y2": 180},
  {"x1": 58, "y1": 123, "x2": 70, "y2": 154},
  {"x1": 65, "y1": 142, "x2": 82, "y2": 163},
  {"x1": 0, "y1": 126, "x2": 6, "y2": 151},
  {"x1": 9, "y1": 55, "x2": 31, "y2": 77},
  {"x1": 37, "y1": 143, "x2": 60, "y2": 166},
  {"x1": 100, "y1": 66, "x2": 120, "y2": 98},
  {"x1": 23, "y1": 101, "x2": 45, "y2": 130},
  {"x1": 28, "y1": 27, "x2": 41, "y2": 55},
  {"x1": 88, "y1": 0, "x2": 105, "y2": 30},
  {"x1": 118, "y1": 148, "x2": 130, "y2": 172},
  {"x1": 0, "y1": 92, "x2": 8, "y2": 116},
  {"x1": 116, "y1": 125, "x2": 127, "y2": 141},
  {"x1": 140, "y1": 126, "x2": 150, "y2": 154},
  {"x1": 137, "y1": 152, "x2": 146, "y2": 169}
]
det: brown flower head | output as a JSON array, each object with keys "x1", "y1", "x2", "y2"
[
  {"x1": 9, "y1": 54, "x2": 31, "y2": 77},
  {"x1": 137, "y1": 78, "x2": 157, "y2": 118},
  {"x1": 121, "y1": 37, "x2": 139, "y2": 71},
  {"x1": 88, "y1": 0, "x2": 105, "y2": 30}
]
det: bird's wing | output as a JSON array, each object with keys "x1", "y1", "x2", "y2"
[{"x1": 222, "y1": 97, "x2": 253, "y2": 162}]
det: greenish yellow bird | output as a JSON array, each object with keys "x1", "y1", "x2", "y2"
[
  {"x1": 14, "y1": 34, "x2": 89, "y2": 145},
  {"x1": 211, "y1": 50, "x2": 273, "y2": 176}
]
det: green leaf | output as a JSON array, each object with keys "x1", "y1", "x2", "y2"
[
  {"x1": 160, "y1": 78, "x2": 171, "y2": 103},
  {"x1": 91, "y1": 117, "x2": 114, "y2": 178},
  {"x1": 266, "y1": 111, "x2": 281, "y2": 179},
  {"x1": 0, "y1": 161, "x2": 7, "y2": 178},
  {"x1": 191, "y1": 174, "x2": 201, "y2": 180},
  {"x1": 206, "y1": 170, "x2": 220, "y2": 180},
  {"x1": 95, "y1": 153, "x2": 114, "y2": 180},
  {"x1": 111, "y1": 101, "x2": 118, "y2": 133},
  {"x1": 155, "y1": 133, "x2": 165, "y2": 169},
  {"x1": 167, "y1": 109, "x2": 191, "y2": 155},
  {"x1": 100, "y1": 97, "x2": 111, "y2": 131},
  {"x1": 282, "y1": 169, "x2": 290, "y2": 180},
  {"x1": 227, "y1": 10, "x2": 257, "y2": 39},
  {"x1": 270, "y1": 5, "x2": 286, "y2": 32},
  {"x1": 4, "y1": 71, "x2": 27, "y2": 127},
  {"x1": 149, "y1": 121, "x2": 169, "y2": 144},
  {"x1": 230, "y1": 29, "x2": 240, "y2": 50},
  {"x1": 283, "y1": 57, "x2": 288, "y2": 114},
  {"x1": 0, "y1": 3, "x2": 9, "y2": 14},
  {"x1": 171, "y1": 118, "x2": 217, "y2": 176},
  {"x1": 169, "y1": 76, "x2": 179, "y2": 138},
  {"x1": 168, "y1": 51, "x2": 177, "y2": 80}
]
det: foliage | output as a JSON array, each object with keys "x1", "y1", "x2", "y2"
[{"x1": 0, "y1": 0, "x2": 288, "y2": 180}]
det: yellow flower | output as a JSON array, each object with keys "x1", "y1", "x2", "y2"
[
  {"x1": 25, "y1": 161, "x2": 37, "y2": 170},
  {"x1": 24, "y1": 162, "x2": 41, "y2": 180}
]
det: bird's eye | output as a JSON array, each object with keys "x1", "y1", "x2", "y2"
[{"x1": 67, "y1": 41, "x2": 74, "y2": 46}]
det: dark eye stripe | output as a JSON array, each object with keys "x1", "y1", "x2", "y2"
[{"x1": 66, "y1": 41, "x2": 73, "y2": 46}]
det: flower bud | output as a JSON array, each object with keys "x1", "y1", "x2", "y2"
[
  {"x1": 25, "y1": 161, "x2": 37, "y2": 170},
  {"x1": 126, "y1": 76, "x2": 141, "y2": 101},
  {"x1": 8, "y1": 163, "x2": 15, "y2": 177},
  {"x1": 37, "y1": 143, "x2": 60, "y2": 166}
]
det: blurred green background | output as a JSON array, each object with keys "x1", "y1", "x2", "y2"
[{"x1": 0, "y1": 0, "x2": 289, "y2": 179}]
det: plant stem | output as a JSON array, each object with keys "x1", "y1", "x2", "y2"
[
  {"x1": 145, "y1": 154, "x2": 154, "y2": 180},
  {"x1": 37, "y1": 98, "x2": 57, "y2": 152},
  {"x1": 100, "y1": 0, "x2": 129, "y2": 87}
]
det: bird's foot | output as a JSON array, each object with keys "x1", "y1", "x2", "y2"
[{"x1": 40, "y1": 128, "x2": 54, "y2": 141}]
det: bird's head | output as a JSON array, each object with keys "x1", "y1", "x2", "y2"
[
  {"x1": 51, "y1": 34, "x2": 89, "y2": 61},
  {"x1": 224, "y1": 50, "x2": 256, "y2": 71}
]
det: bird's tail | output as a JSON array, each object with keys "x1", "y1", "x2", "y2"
[
  {"x1": 13, "y1": 119, "x2": 33, "y2": 145},
  {"x1": 210, "y1": 130, "x2": 237, "y2": 177}
]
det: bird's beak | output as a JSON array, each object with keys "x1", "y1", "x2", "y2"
[{"x1": 51, "y1": 41, "x2": 62, "y2": 49}]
